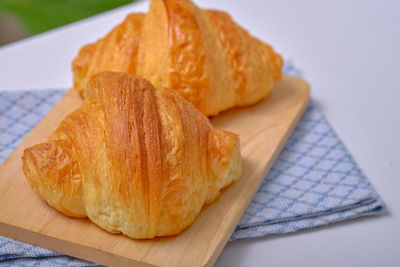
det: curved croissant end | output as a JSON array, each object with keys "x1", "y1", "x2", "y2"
[
  {"x1": 72, "y1": 0, "x2": 282, "y2": 116},
  {"x1": 22, "y1": 140, "x2": 86, "y2": 217},
  {"x1": 22, "y1": 72, "x2": 241, "y2": 238}
]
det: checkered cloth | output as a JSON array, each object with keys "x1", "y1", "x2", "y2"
[{"x1": 0, "y1": 62, "x2": 384, "y2": 265}]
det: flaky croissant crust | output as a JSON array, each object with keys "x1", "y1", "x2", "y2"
[
  {"x1": 72, "y1": 0, "x2": 283, "y2": 116},
  {"x1": 22, "y1": 72, "x2": 241, "y2": 238}
]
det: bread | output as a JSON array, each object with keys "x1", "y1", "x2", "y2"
[
  {"x1": 72, "y1": 0, "x2": 283, "y2": 116},
  {"x1": 22, "y1": 72, "x2": 241, "y2": 239}
]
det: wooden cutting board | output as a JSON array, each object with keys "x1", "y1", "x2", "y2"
[{"x1": 0, "y1": 75, "x2": 309, "y2": 267}]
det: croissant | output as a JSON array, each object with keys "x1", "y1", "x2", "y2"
[
  {"x1": 22, "y1": 72, "x2": 241, "y2": 239},
  {"x1": 72, "y1": 0, "x2": 283, "y2": 116}
]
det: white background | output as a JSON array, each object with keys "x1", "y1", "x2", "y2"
[{"x1": 0, "y1": 0, "x2": 399, "y2": 266}]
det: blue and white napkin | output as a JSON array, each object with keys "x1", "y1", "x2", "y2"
[{"x1": 0, "y1": 62, "x2": 384, "y2": 265}]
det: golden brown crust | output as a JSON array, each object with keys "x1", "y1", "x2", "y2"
[
  {"x1": 22, "y1": 72, "x2": 241, "y2": 238},
  {"x1": 206, "y1": 9, "x2": 282, "y2": 106},
  {"x1": 72, "y1": 0, "x2": 282, "y2": 116},
  {"x1": 72, "y1": 13, "x2": 145, "y2": 97},
  {"x1": 22, "y1": 139, "x2": 86, "y2": 217}
]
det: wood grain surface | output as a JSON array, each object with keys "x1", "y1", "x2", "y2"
[{"x1": 0, "y1": 75, "x2": 310, "y2": 266}]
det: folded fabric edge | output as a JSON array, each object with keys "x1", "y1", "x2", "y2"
[
  {"x1": 230, "y1": 197, "x2": 384, "y2": 241},
  {"x1": 236, "y1": 193, "x2": 383, "y2": 229}
]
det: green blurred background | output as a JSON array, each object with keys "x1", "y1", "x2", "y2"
[{"x1": 0, "y1": 0, "x2": 136, "y2": 46}]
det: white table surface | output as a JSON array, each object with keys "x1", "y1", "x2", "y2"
[{"x1": 1, "y1": 0, "x2": 399, "y2": 266}]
